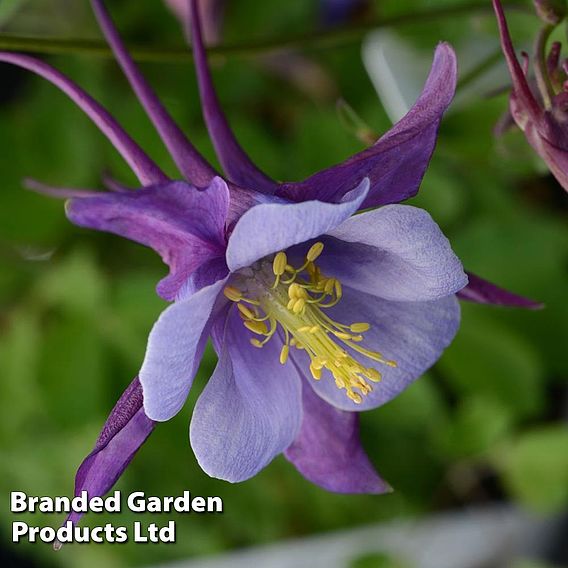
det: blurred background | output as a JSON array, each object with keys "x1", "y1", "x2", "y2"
[{"x1": 0, "y1": 0, "x2": 567, "y2": 567}]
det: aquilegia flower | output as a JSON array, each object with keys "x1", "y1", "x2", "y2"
[
  {"x1": 493, "y1": 0, "x2": 568, "y2": 192},
  {"x1": 0, "y1": 0, "x2": 539, "y2": 513}
]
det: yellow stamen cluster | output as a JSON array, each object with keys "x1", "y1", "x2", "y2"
[{"x1": 223, "y1": 242, "x2": 396, "y2": 404}]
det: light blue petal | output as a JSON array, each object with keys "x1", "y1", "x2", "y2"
[
  {"x1": 190, "y1": 308, "x2": 302, "y2": 482},
  {"x1": 226, "y1": 178, "x2": 369, "y2": 272},
  {"x1": 139, "y1": 277, "x2": 228, "y2": 421},
  {"x1": 292, "y1": 285, "x2": 460, "y2": 411},
  {"x1": 319, "y1": 204, "x2": 467, "y2": 301}
]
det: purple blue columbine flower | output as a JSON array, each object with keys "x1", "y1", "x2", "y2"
[
  {"x1": 0, "y1": 0, "x2": 540, "y2": 516},
  {"x1": 493, "y1": 0, "x2": 568, "y2": 193}
]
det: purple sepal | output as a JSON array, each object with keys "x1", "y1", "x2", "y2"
[
  {"x1": 66, "y1": 378, "x2": 155, "y2": 526},
  {"x1": 91, "y1": 0, "x2": 217, "y2": 186},
  {"x1": 0, "y1": 52, "x2": 167, "y2": 187},
  {"x1": 66, "y1": 178, "x2": 229, "y2": 301},
  {"x1": 457, "y1": 272, "x2": 543, "y2": 309},
  {"x1": 24, "y1": 178, "x2": 102, "y2": 199},
  {"x1": 189, "y1": 0, "x2": 279, "y2": 194},
  {"x1": 285, "y1": 378, "x2": 391, "y2": 494},
  {"x1": 277, "y1": 43, "x2": 457, "y2": 208}
]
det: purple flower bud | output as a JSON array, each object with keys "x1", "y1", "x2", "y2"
[
  {"x1": 533, "y1": 0, "x2": 567, "y2": 25},
  {"x1": 494, "y1": 0, "x2": 568, "y2": 192}
]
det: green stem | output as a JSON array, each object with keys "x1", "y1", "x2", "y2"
[
  {"x1": 336, "y1": 99, "x2": 378, "y2": 145},
  {"x1": 534, "y1": 24, "x2": 556, "y2": 109},
  {"x1": 0, "y1": 1, "x2": 527, "y2": 62},
  {"x1": 456, "y1": 48, "x2": 503, "y2": 91}
]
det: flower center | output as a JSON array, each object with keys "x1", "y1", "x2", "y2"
[{"x1": 223, "y1": 243, "x2": 396, "y2": 404}]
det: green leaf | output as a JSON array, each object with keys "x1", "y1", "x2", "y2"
[
  {"x1": 438, "y1": 305, "x2": 544, "y2": 420},
  {"x1": 0, "y1": 0, "x2": 24, "y2": 26},
  {"x1": 370, "y1": 375, "x2": 449, "y2": 432},
  {"x1": 497, "y1": 426, "x2": 568, "y2": 512},
  {"x1": 512, "y1": 561, "x2": 558, "y2": 568},
  {"x1": 351, "y1": 552, "x2": 410, "y2": 568},
  {"x1": 362, "y1": 378, "x2": 449, "y2": 501},
  {"x1": 0, "y1": 309, "x2": 43, "y2": 442},
  {"x1": 409, "y1": 162, "x2": 466, "y2": 228},
  {"x1": 436, "y1": 396, "x2": 513, "y2": 459},
  {"x1": 39, "y1": 315, "x2": 107, "y2": 429},
  {"x1": 35, "y1": 247, "x2": 107, "y2": 317},
  {"x1": 451, "y1": 212, "x2": 568, "y2": 376}
]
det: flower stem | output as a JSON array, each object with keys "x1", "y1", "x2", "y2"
[
  {"x1": 534, "y1": 24, "x2": 556, "y2": 108},
  {"x1": 0, "y1": 1, "x2": 527, "y2": 62},
  {"x1": 456, "y1": 48, "x2": 503, "y2": 91}
]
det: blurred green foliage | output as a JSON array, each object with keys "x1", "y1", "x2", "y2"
[
  {"x1": 0, "y1": 0, "x2": 567, "y2": 567},
  {"x1": 351, "y1": 552, "x2": 409, "y2": 568},
  {"x1": 514, "y1": 561, "x2": 564, "y2": 568}
]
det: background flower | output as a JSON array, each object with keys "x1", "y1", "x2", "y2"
[{"x1": 494, "y1": 0, "x2": 568, "y2": 194}]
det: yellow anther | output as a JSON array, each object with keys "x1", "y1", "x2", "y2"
[
  {"x1": 223, "y1": 286, "x2": 242, "y2": 302},
  {"x1": 280, "y1": 344, "x2": 290, "y2": 365},
  {"x1": 244, "y1": 320, "x2": 268, "y2": 335},
  {"x1": 312, "y1": 358, "x2": 325, "y2": 370},
  {"x1": 366, "y1": 368, "x2": 382, "y2": 382},
  {"x1": 292, "y1": 298, "x2": 305, "y2": 314},
  {"x1": 334, "y1": 331, "x2": 352, "y2": 340},
  {"x1": 306, "y1": 242, "x2": 324, "y2": 262},
  {"x1": 288, "y1": 283, "x2": 300, "y2": 299},
  {"x1": 289, "y1": 283, "x2": 307, "y2": 300},
  {"x1": 334, "y1": 280, "x2": 342, "y2": 298},
  {"x1": 233, "y1": 241, "x2": 396, "y2": 405},
  {"x1": 309, "y1": 363, "x2": 322, "y2": 380},
  {"x1": 347, "y1": 391, "x2": 363, "y2": 404},
  {"x1": 237, "y1": 303, "x2": 255, "y2": 319},
  {"x1": 350, "y1": 322, "x2": 370, "y2": 333},
  {"x1": 386, "y1": 360, "x2": 398, "y2": 368},
  {"x1": 273, "y1": 252, "x2": 288, "y2": 276}
]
